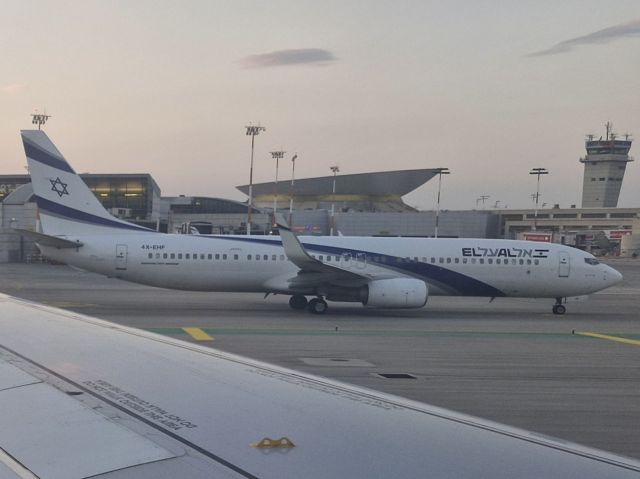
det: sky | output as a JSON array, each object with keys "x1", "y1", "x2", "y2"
[{"x1": 1, "y1": 0, "x2": 640, "y2": 210}]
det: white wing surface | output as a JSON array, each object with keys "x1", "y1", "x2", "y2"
[{"x1": 1, "y1": 293, "x2": 639, "y2": 478}]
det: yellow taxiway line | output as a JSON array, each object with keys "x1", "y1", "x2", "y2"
[
  {"x1": 182, "y1": 327, "x2": 214, "y2": 341},
  {"x1": 577, "y1": 332, "x2": 640, "y2": 347}
]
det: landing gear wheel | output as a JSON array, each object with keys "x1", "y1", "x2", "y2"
[
  {"x1": 289, "y1": 295, "x2": 308, "y2": 310},
  {"x1": 552, "y1": 304, "x2": 566, "y2": 315},
  {"x1": 307, "y1": 298, "x2": 328, "y2": 315}
]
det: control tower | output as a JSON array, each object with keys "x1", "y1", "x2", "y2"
[{"x1": 580, "y1": 122, "x2": 633, "y2": 207}]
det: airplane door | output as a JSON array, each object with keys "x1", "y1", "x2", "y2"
[
  {"x1": 116, "y1": 244, "x2": 128, "y2": 271},
  {"x1": 355, "y1": 252, "x2": 367, "y2": 269},
  {"x1": 558, "y1": 251, "x2": 570, "y2": 277},
  {"x1": 341, "y1": 252, "x2": 352, "y2": 269}
]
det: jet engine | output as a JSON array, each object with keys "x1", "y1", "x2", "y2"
[{"x1": 361, "y1": 278, "x2": 428, "y2": 309}]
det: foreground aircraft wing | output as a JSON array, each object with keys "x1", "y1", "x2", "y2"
[{"x1": 1, "y1": 294, "x2": 640, "y2": 479}]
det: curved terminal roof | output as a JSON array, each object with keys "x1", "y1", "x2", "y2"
[{"x1": 237, "y1": 168, "x2": 439, "y2": 197}]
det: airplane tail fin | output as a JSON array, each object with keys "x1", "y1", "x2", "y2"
[{"x1": 21, "y1": 130, "x2": 151, "y2": 236}]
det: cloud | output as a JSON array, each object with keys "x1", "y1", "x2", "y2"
[
  {"x1": 529, "y1": 19, "x2": 640, "y2": 56},
  {"x1": 240, "y1": 48, "x2": 336, "y2": 68},
  {"x1": 1, "y1": 83, "x2": 28, "y2": 94}
]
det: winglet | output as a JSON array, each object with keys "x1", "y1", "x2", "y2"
[{"x1": 275, "y1": 214, "x2": 319, "y2": 269}]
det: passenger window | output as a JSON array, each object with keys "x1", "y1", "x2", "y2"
[
  {"x1": 148, "y1": 253, "x2": 153, "y2": 259},
  {"x1": 511, "y1": 259, "x2": 516, "y2": 265},
  {"x1": 446, "y1": 258, "x2": 451, "y2": 264},
  {"x1": 414, "y1": 257, "x2": 419, "y2": 262},
  {"x1": 263, "y1": 255, "x2": 268, "y2": 260},
  {"x1": 471, "y1": 258, "x2": 476, "y2": 264},
  {"x1": 431, "y1": 257, "x2": 436, "y2": 263},
  {"x1": 487, "y1": 259, "x2": 493, "y2": 264},
  {"x1": 178, "y1": 253, "x2": 183, "y2": 259},
  {"x1": 256, "y1": 255, "x2": 260, "y2": 260},
  {"x1": 439, "y1": 258, "x2": 444, "y2": 264},
  {"x1": 519, "y1": 259, "x2": 524, "y2": 265},
  {"x1": 422, "y1": 257, "x2": 427, "y2": 262},
  {"x1": 534, "y1": 259, "x2": 539, "y2": 265},
  {"x1": 496, "y1": 259, "x2": 501, "y2": 264},
  {"x1": 479, "y1": 258, "x2": 484, "y2": 264},
  {"x1": 462, "y1": 258, "x2": 468, "y2": 264},
  {"x1": 319, "y1": 255, "x2": 323, "y2": 261},
  {"x1": 222, "y1": 254, "x2": 227, "y2": 260},
  {"x1": 215, "y1": 254, "x2": 220, "y2": 260},
  {"x1": 526, "y1": 259, "x2": 532, "y2": 265},
  {"x1": 247, "y1": 254, "x2": 252, "y2": 260},
  {"x1": 170, "y1": 253, "x2": 175, "y2": 259},
  {"x1": 200, "y1": 254, "x2": 205, "y2": 260},
  {"x1": 272, "y1": 255, "x2": 277, "y2": 261},
  {"x1": 208, "y1": 254, "x2": 212, "y2": 260},
  {"x1": 234, "y1": 254, "x2": 239, "y2": 260},
  {"x1": 193, "y1": 253, "x2": 198, "y2": 259},
  {"x1": 163, "y1": 253, "x2": 168, "y2": 259},
  {"x1": 454, "y1": 258, "x2": 459, "y2": 264}
]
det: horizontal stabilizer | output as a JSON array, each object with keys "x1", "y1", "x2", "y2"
[{"x1": 14, "y1": 229, "x2": 83, "y2": 249}]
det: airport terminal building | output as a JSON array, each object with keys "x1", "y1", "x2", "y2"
[{"x1": 1, "y1": 162, "x2": 639, "y2": 262}]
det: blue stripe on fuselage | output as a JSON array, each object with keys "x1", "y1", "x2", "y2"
[
  {"x1": 201, "y1": 235, "x2": 505, "y2": 297},
  {"x1": 23, "y1": 140, "x2": 75, "y2": 174},
  {"x1": 35, "y1": 196, "x2": 153, "y2": 232}
]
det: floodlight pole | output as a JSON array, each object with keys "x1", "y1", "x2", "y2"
[
  {"x1": 529, "y1": 167, "x2": 549, "y2": 231},
  {"x1": 245, "y1": 124, "x2": 266, "y2": 235},
  {"x1": 476, "y1": 195, "x2": 489, "y2": 209},
  {"x1": 434, "y1": 168, "x2": 450, "y2": 238},
  {"x1": 270, "y1": 150, "x2": 285, "y2": 221},
  {"x1": 330, "y1": 165, "x2": 340, "y2": 236},
  {"x1": 31, "y1": 111, "x2": 51, "y2": 130},
  {"x1": 289, "y1": 154, "x2": 298, "y2": 226}
]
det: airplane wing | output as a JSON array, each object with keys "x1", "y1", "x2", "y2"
[
  {"x1": 275, "y1": 216, "x2": 373, "y2": 292},
  {"x1": 1, "y1": 293, "x2": 639, "y2": 478},
  {"x1": 13, "y1": 229, "x2": 83, "y2": 249},
  {"x1": 278, "y1": 218, "x2": 366, "y2": 277}
]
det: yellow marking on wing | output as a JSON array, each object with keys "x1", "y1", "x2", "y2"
[
  {"x1": 577, "y1": 332, "x2": 640, "y2": 347},
  {"x1": 183, "y1": 327, "x2": 214, "y2": 341}
]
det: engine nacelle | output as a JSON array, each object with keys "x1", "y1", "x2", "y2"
[{"x1": 362, "y1": 278, "x2": 428, "y2": 309}]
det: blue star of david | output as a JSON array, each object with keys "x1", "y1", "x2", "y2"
[{"x1": 49, "y1": 177, "x2": 69, "y2": 197}]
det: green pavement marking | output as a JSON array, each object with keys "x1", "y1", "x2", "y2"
[
  {"x1": 145, "y1": 328, "x2": 577, "y2": 339},
  {"x1": 46, "y1": 301, "x2": 97, "y2": 308}
]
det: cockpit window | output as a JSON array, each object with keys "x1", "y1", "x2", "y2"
[{"x1": 584, "y1": 258, "x2": 599, "y2": 265}]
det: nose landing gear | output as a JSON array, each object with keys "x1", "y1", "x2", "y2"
[{"x1": 552, "y1": 298, "x2": 566, "y2": 315}]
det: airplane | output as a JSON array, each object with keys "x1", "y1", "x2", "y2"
[
  {"x1": 1, "y1": 292, "x2": 640, "y2": 478},
  {"x1": 17, "y1": 129, "x2": 622, "y2": 315}
]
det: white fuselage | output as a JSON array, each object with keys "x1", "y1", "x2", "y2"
[{"x1": 40, "y1": 233, "x2": 621, "y2": 299}]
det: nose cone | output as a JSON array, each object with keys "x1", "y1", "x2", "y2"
[{"x1": 606, "y1": 265, "x2": 623, "y2": 286}]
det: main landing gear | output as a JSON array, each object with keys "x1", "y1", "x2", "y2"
[
  {"x1": 552, "y1": 297, "x2": 566, "y2": 315},
  {"x1": 289, "y1": 295, "x2": 328, "y2": 314},
  {"x1": 289, "y1": 294, "x2": 308, "y2": 310}
]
